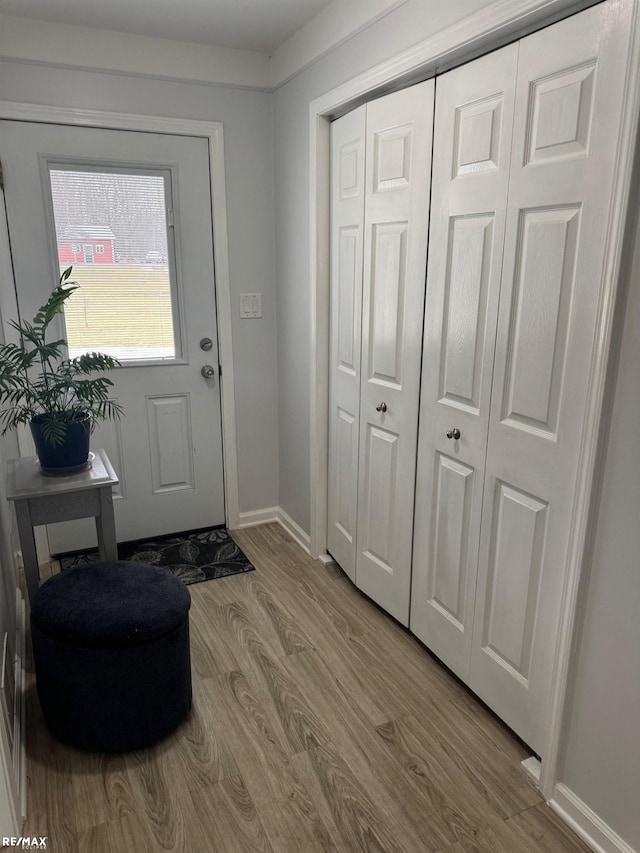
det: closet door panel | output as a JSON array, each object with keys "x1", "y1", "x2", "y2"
[
  {"x1": 428, "y1": 452, "x2": 475, "y2": 624},
  {"x1": 502, "y1": 205, "x2": 580, "y2": 435},
  {"x1": 328, "y1": 107, "x2": 366, "y2": 580},
  {"x1": 356, "y1": 80, "x2": 434, "y2": 625},
  {"x1": 440, "y1": 213, "x2": 496, "y2": 411},
  {"x1": 483, "y1": 481, "x2": 547, "y2": 675},
  {"x1": 470, "y1": 0, "x2": 635, "y2": 753},
  {"x1": 410, "y1": 45, "x2": 518, "y2": 677}
]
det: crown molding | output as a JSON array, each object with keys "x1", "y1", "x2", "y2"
[{"x1": 0, "y1": 13, "x2": 271, "y2": 91}]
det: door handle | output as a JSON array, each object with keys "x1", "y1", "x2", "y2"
[
  {"x1": 446, "y1": 428, "x2": 461, "y2": 440},
  {"x1": 376, "y1": 402, "x2": 388, "y2": 413},
  {"x1": 201, "y1": 364, "x2": 216, "y2": 379}
]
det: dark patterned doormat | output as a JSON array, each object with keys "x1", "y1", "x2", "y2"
[{"x1": 57, "y1": 526, "x2": 255, "y2": 586}]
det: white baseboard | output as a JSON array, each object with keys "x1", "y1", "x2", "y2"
[
  {"x1": 521, "y1": 756, "x2": 541, "y2": 785},
  {"x1": 235, "y1": 507, "x2": 279, "y2": 528},
  {"x1": 550, "y1": 783, "x2": 636, "y2": 853},
  {"x1": 231, "y1": 505, "x2": 313, "y2": 555},
  {"x1": 276, "y1": 508, "x2": 311, "y2": 554}
]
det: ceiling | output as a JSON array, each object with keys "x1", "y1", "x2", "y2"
[{"x1": 0, "y1": 0, "x2": 335, "y2": 52}]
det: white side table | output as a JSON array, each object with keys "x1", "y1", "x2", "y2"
[{"x1": 6, "y1": 448, "x2": 119, "y2": 604}]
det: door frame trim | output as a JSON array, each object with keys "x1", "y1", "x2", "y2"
[
  {"x1": 308, "y1": 0, "x2": 640, "y2": 799},
  {"x1": 0, "y1": 103, "x2": 241, "y2": 529}
]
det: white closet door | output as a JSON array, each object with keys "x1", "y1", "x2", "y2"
[
  {"x1": 470, "y1": 1, "x2": 635, "y2": 754},
  {"x1": 356, "y1": 81, "x2": 434, "y2": 625},
  {"x1": 410, "y1": 45, "x2": 518, "y2": 679},
  {"x1": 327, "y1": 107, "x2": 366, "y2": 580}
]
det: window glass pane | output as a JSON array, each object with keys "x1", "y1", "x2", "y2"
[{"x1": 48, "y1": 167, "x2": 179, "y2": 362}]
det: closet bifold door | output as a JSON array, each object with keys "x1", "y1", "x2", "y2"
[
  {"x1": 327, "y1": 106, "x2": 366, "y2": 581},
  {"x1": 356, "y1": 80, "x2": 434, "y2": 625},
  {"x1": 470, "y1": 1, "x2": 635, "y2": 755},
  {"x1": 410, "y1": 45, "x2": 518, "y2": 680}
]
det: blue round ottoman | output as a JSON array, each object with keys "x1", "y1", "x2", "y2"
[{"x1": 30, "y1": 561, "x2": 192, "y2": 752}]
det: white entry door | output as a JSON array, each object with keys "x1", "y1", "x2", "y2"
[
  {"x1": 469, "y1": 2, "x2": 633, "y2": 754},
  {"x1": 356, "y1": 81, "x2": 434, "y2": 625},
  {"x1": 410, "y1": 44, "x2": 518, "y2": 680},
  {"x1": 0, "y1": 121, "x2": 226, "y2": 553}
]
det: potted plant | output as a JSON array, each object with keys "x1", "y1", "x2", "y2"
[{"x1": 0, "y1": 267, "x2": 123, "y2": 474}]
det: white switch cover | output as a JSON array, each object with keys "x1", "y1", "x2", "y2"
[{"x1": 240, "y1": 293, "x2": 262, "y2": 318}]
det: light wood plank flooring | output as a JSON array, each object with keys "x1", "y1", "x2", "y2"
[{"x1": 24, "y1": 523, "x2": 589, "y2": 852}]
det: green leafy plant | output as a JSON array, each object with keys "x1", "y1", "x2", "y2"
[{"x1": 0, "y1": 267, "x2": 123, "y2": 446}]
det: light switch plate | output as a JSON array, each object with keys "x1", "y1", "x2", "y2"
[{"x1": 240, "y1": 293, "x2": 262, "y2": 318}]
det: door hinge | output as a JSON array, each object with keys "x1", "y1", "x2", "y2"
[
  {"x1": 218, "y1": 364, "x2": 222, "y2": 377},
  {"x1": 167, "y1": 208, "x2": 174, "y2": 228},
  {"x1": 0, "y1": 160, "x2": 4, "y2": 190}
]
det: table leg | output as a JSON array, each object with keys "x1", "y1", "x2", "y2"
[
  {"x1": 96, "y1": 486, "x2": 118, "y2": 561},
  {"x1": 14, "y1": 499, "x2": 40, "y2": 604}
]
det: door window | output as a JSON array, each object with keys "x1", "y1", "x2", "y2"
[{"x1": 47, "y1": 164, "x2": 182, "y2": 363}]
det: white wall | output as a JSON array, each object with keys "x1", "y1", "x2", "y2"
[
  {"x1": 273, "y1": 0, "x2": 496, "y2": 533},
  {"x1": 0, "y1": 59, "x2": 279, "y2": 516},
  {"x1": 558, "y1": 211, "x2": 640, "y2": 851}
]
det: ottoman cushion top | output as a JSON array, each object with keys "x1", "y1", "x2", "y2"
[{"x1": 31, "y1": 561, "x2": 191, "y2": 648}]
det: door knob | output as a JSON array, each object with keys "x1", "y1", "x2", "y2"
[
  {"x1": 201, "y1": 364, "x2": 216, "y2": 379},
  {"x1": 376, "y1": 402, "x2": 388, "y2": 413},
  {"x1": 446, "y1": 428, "x2": 461, "y2": 440},
  {"x1": 200, "y1": 337, "x2": 213, "y2": 351}
]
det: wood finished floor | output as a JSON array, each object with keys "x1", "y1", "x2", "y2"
[{"x1": 24, "y1": 523, "x2": 589, "y2": 852}]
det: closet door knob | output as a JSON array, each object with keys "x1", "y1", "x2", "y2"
[
  {"x1": 446, "y1": 428, "x2": 461, "y2": 440},
  {"x1": 375, "y1": 402, "x2": 388, "y2": 413}
]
